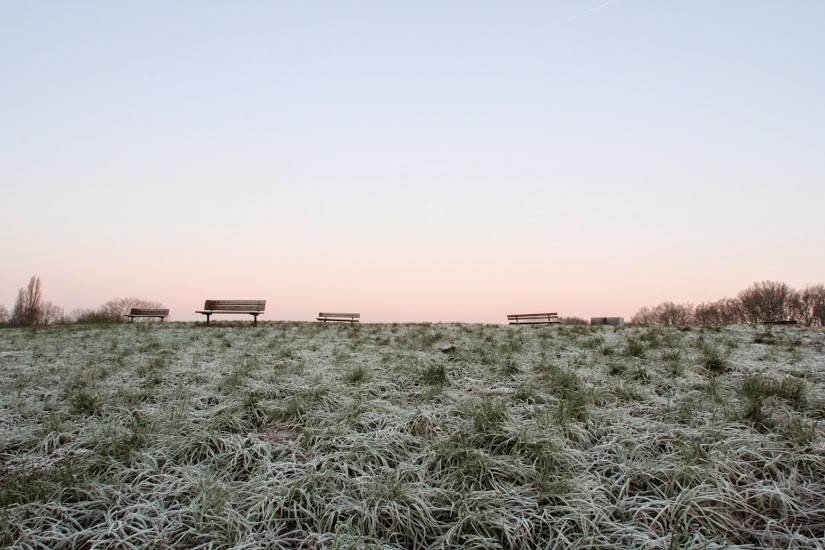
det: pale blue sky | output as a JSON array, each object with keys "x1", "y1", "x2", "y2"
[{"x1": 1, "y1": 1, "x2": 824, "y2": 322}]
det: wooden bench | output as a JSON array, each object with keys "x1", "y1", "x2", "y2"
[
  {"x1": 124, "y1": 308, "x2": 169, "y2": 322},
  {"x1": 507, "y1": 312, "x2": 560, "y2": 325},
  {"x1": 317, "y1": 312, "x2": 360, "y2": 323},
  {"x1": 196, "y1": 300, "x2": 266, "y2": 324}
]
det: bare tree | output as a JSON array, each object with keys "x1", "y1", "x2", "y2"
[
  {"x1": 694, "y1": 298, "x2": 740, "y2": 325},
  {"x1": 737, "y1": 280, "x2": 794, "y2": 324},
  {"x1": 0, "y1": 304, "x2": 9, "y2": 325},
  {"x1": 633, "y1": 281, "x2": 824, "y2": 327},
  {"x1": 792, "y1": 284, "x2": 825, "y2": 326},
  {"x1": 632, "y1": 302, "x2": 694, "y2": 325},
  {"x1": 631, "y1": 302, "x2": 686, "y2": 325},
  {"x1": 631, "y1": 306, "x2": 656, "y2": 325},
  {"x1": 655, "y1": 302, "x2": 694, "y2": 325},
  {"x1": 814, "y1": 288, "x2": 825, "y2": 327},
  {"x1": 41, "y1": 301, "x2": 66, "y2": 325},
  {"x1": 11, "y1": 275, "x2": 44, "y2": 326}
]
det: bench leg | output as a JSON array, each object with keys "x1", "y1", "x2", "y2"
[
  {"x1": 206, "y1": 314, "x2": 210, "y2": 323},
  {"x1": 252, "y1": 314, "x2": 258, "y2": 325}
]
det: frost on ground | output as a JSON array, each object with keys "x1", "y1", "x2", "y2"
[{"x1": 1, "y1": 321, "x2": 824, "y2": 548}]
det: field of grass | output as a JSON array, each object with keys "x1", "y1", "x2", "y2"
[{"x1": 1, "y1": 321, "x2": 824, "y2": 548}]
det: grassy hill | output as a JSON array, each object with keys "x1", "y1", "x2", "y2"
[{"x1": 1, "y1": 322, "x2": 824, "y2": 548}]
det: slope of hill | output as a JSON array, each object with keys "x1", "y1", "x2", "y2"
[{"x1": 1, "y1": 322, "x2": 824, "y2": 548}]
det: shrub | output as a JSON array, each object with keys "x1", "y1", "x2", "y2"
[
  {"x1": 694, "y1": 298, "x2": 740, "y2": 325},
  {"x1": 631, "y1": 302, "x2": 694, "y2": 325},
  {"x1": 630, "y1": 306, "x2": 656, "y2": 325},
  {"x1": 791, "y1": 284, "x2": 825, "y2": 326},
  {"x1": 738, "y1": 280, "x2": 794, "y2": 324},
  {"x1": 632, "y1": 281, "x2": 825, "y2": 326},
  {"x1": 74, "y1": 297, "x2": 163, "y2": 324}
]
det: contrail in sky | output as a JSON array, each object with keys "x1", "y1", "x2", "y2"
[{"x1": 567, "y1": 0, "x2": 622, "y2": 22}]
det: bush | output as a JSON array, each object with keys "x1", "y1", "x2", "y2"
[
  {"x1": 633, "y1": 280, "x2": 825, "y2": 326},
  {"x1": 694, "y1": 298, "x2": 740, "y2": 325},
  {"x1": 738, "y1": 281, "x2": 794, "y2": 324},
  {"x1": 74, "y1": 297, "x2": 163, "y2": 324},
  {"x1": 631, "y1": 302, "x2": 694, "y2": 325},
  {"x1": 791, "y1": 284, "x2": 825, "y2": 326}
]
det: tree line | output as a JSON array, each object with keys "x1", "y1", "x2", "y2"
[
  {"x1": 0, "y1": 275, "x2": 161, "y2": 327},
  {"x1": 632, "y1": 280, "x2": 825, "y2": 326},
  {"x1": 2, "y1": 275, "x2": 824, "y2": 328}
]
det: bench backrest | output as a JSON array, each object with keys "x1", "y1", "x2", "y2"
[
  {"x1": 318, "y1": 313, "x2": 360, "y2": 319},
  {"x1": 128, "y1": 308, "x2": 169, "y2": 316},
  {"x1": 204, "y1": 300, "x2": 266, "y2": 312},
  {"x1": 507, "y1": 312, "x2": 558, "y2": 321}
]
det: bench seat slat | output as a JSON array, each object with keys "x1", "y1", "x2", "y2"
[
  {"x1": 318, "y1": 313, "x2": 360, "y2": 318},
  {"x1": 507, "y1": 312, "x2": 560, "y2": 325},
  {"x1": 317, "y1": 312, "x2": 360, "y2": 323},
  {"x1": 201, "y1": 307, "x2": 266, "y2": 311}
]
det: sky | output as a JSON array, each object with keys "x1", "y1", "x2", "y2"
[{"x1": 1, "y1": 1, "x2": 824, "y2": 323}]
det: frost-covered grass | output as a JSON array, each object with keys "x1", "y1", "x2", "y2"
[{"x1": 1, "y1": 321, "x2": 824, "y2": 548}]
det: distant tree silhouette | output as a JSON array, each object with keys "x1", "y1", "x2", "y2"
[
  {"x1": 40, "y1": 302, "x2": 66, "y2": 325},
  {"x1": 0, "y1": 304, "x2": 9, "y2": 325},
  {"x1": 631, "y1": 280, "x2": 825, "y2": 326},
  {"x1": 11, "y1": 275, "x2": 44, "y2": 326}
]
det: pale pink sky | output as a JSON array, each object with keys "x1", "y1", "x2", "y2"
[{"x1": 2, "y1": 2, "x2": 823, "y2": 323}]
